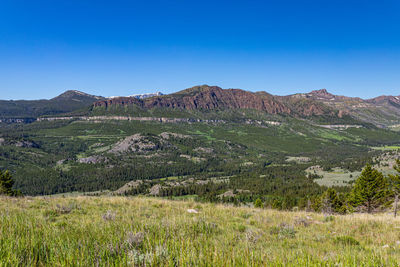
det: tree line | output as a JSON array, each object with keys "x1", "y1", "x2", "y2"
[{"x1": 254, "y1": 160, "x2": 400, "y2": 216}]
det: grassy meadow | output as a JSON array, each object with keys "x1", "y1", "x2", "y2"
[{"x1": 0, "y1": 196, "x2": 399, "y2": 266}]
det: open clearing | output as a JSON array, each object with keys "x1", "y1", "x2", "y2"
[{"x1": 307, "y1": 166, "x2": 361, "y2": 187}]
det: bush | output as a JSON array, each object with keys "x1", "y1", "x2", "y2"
[
  {"x1": 254, "y1": 198, "x2": 263, "y2": 208},
  {"x1": 270, "y1": 223, "x2": 296, "y2": 239},
  {"x1": 334, "y1": 236, "x2": 360, "y2": 246},
  {"x1": 323, "y1": 215, "x2": 335, "y2": 222}
]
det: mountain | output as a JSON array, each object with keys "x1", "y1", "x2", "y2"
[
  {"x1": 108, "y1": 92, "x2": 163, "y2": 99},
  {"x1": 290, "y1": 89, "x2": 400, "y2": 127},
  {"x1": 51, "y1": 90, "x2": 104, "y2": 102},
  {"x1": 93, "y1": 85, "x2": 341, "y2": 119},
  {"x1": 0, "y1": 90, "x2": 105, "y2": 119},
  {"x1": 2, "y1": 86, "x2": 400, "y2": 128}
]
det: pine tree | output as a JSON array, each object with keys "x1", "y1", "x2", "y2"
[
  {"x1": 350, "y1": 164, "x2": 390, "y2": 213},
  {"x1": 0, "y1": 170, "x2": 15, "y2": 196},
  {"x1": 388, "y1": 159, "x2": 400, "y2": 217},
  {"x1": 321, "y1": 188, "x2": 345, "y2": 214},
  {"x1": 254, "y1": 198, "x2": 263, "y2": 208}
]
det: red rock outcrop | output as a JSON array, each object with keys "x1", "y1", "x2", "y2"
[{"x1": 93, "y1": 85, "x2": 337, "y2": 117}]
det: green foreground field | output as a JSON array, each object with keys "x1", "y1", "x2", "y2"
[{"x1": 0, "y1": 196, "x2": 399, "y2": 266}]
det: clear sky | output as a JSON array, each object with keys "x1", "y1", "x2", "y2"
[{"x1": 0, "y1": 0, "x2": 399, "y2": 100}]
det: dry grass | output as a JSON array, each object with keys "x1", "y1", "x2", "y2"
[{"x1": 0, "y1": 196, "x2": 399, "y2": 266}]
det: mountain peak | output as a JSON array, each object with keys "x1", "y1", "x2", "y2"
[
  {"x1": 309, "y1": 89, "x2": 331, "y2": 96},
  {"x1": 52, "y1": 90, "x2": 104, "y2": 101},
  {"x1": 172, "y1": 85, "x2": 222, "y2": 96}
]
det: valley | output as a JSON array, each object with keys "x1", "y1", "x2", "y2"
[{"x1": 1, "y1": 85, "x2": 400, "y2": 210}]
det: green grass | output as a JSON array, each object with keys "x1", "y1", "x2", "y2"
[
  {"x1": 307, "y1": 167, "x2": 360, "y2": 187},
  {"x1": 0, "y1": 196, "x2": 399, "y2": 266},
  {"x1": 159, "y1": 176, "x2": 182, "y2": 181}
]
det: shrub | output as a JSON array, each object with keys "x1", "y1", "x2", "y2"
[
  {"x1": 334, "y1": 236, "x2": 360, "y2": 246},
  {"x1": 102, "y1": 210, "x2": 116, "y2": 221},
  {"x1": 125, "y1": 232, "x2": 145, "y2": 249},
  {"x1": 254, "y1": 198, "x2": 263, "y2": 208},
  {"x1": 55, "y1": 204, "x2": 75, "y2": 214},
  {"x1": 238, "y1": 224, "x2": 247, "y2": 232},
  {"x1": 270, "y1": 223, "x2": 296, "y2": 239},
  {"x1": 294, "y1": 217, "x2": 311, "y2": 227},
  {"x1": 323, "y1": 215, "x2": 335, "y2": 222}
]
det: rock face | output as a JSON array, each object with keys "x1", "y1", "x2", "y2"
[
  {"x1": 0, "y1": 138, "x2": 39, "y2": 148},
  {"x1": 159, "y1": 132, "x2": 192, "y2": 140},
  {"x1": 109, "y1": 134, "x2": 158, "y2": 154},
  {"x1": 78, "y1": 156, "x2": 104, "y2": 164},
  {"x1": 93, "y1": 85, "x2": 338, "y2": 117},
  {"x1": 114, "y1": 180, "x2": 144, "y2": 195}
]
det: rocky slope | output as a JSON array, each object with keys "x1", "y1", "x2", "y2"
[
  {"x1": 93, "y1": 85, "x2": 338, "y2": 118},
  {"x1": 290, "y1": 89, "x2": 400, "y2": 127}
]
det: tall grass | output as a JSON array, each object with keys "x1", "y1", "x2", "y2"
[{"x1": 0, "y1": 196, "x2": 399, "y2": 266}]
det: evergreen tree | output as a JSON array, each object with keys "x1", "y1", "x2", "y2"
[
  {"x1": 388, "y1": 159, "x2": 400, "y2": 217},
  {"x1": 0, "y1": 170, "x2": 15, "y2": 196},
  {"x1": 321, "y1": 188, "x2": 345, "y2": 214},
  {"x1": 349, "y1": 164, "x2": 390, "y2": 213},
  {"x1": 254, "y1": 198, "x2": 263, "y2": 208}
]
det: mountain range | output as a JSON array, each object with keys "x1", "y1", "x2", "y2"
[
  {"x1": 2, "y1": 85, "x2": 400, "y2": 197},
  {"x1": 1, "y1": 86, "x2": 400, "y2": 127}
]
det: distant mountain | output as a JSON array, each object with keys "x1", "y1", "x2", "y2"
[
  {"x1": 129, "y1": 92, "x2": 163, "y2": 99},
  {"x1": 0, "y1": 90, "x2": 105, "y2": 119},
  {"x1": 108, "y1": 92, "x2": 164, "y2": 99},
  {"x1": 290, "y1": 89, "x2": 400, "y2": 127},
  {"x1": 2, "y1": 86, "x2": 400, "y2": 128},
  {"x1": 52, "y1": 90, "x2": 104, "y2": 102}
]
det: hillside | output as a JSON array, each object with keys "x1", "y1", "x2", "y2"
[
  {"x1": 2, "y1": 113, "x2": 400, "y2": 197},
  {"x1": 0, "y1": 90, "x2": 104, "y2": 119},
  {"x1": 0, "y1": 196, "x2": 398, "y2": 266},
  {"x1": 291, "y1": 89, "x2": 400, "y2": 127},
  {"x1": 92, "y1": 85, "x2": 400, "y2": 127}
]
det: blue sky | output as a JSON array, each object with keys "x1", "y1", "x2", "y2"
[{"x1": 0, "y1": 0, "x2": 399, "y2": 100}]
